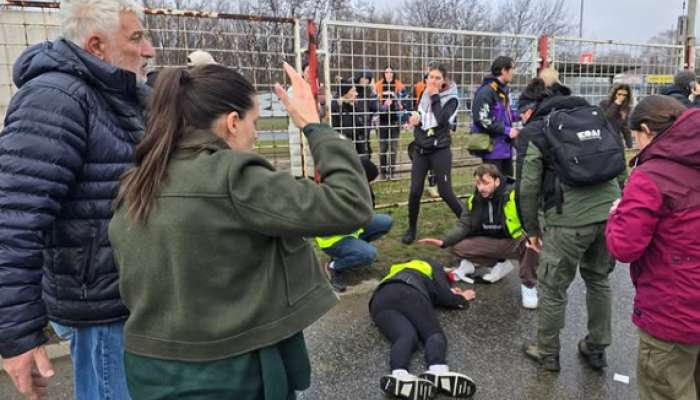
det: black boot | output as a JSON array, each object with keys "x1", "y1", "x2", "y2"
[
  {"x1": 578, "y1": 338, "x2": 607, "y2": 370},
  {"x1": 401, "y1": 227, "x2": 416, "y2": 245}
]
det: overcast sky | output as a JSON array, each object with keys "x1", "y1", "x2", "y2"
[
  {"x1": 374, "y1": 0, "x2": 694, "y2": 43},
  {"x1": 574, "y1": 0, "x2": 689, "y2": 43}
]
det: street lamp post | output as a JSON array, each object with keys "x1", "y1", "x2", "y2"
[{"x1": 579, "y1": 0, "x2": 584, "y2": 38}]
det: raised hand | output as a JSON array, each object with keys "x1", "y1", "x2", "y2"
[{"x1": 274, "y1": 62, "x2": 320, "y2": 129}]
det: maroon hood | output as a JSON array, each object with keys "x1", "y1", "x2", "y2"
[{"x1": 635, "y1": 108, "x2": 700, "y2": 170}]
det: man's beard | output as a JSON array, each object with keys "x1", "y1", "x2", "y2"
[{"x1": 110, "y1": 50, "x2": 147, "y2": 83}]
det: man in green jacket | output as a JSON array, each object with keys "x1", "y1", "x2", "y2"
[
  {"x1": 515, "y1": 83, "x2": 620, "y2": 372},
  {"x1": 418, "y1": 163, "x2": 539, "y2": 309}
]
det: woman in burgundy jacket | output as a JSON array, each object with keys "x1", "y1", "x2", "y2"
[{"x1": 606, "y1": 95, "x2": 700, "y2": 400}]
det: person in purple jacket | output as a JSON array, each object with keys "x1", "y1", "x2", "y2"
[
  {"x1": 606, "y1": 95, "x2": 700, "y2": 400},
  {"x1": 470, "y1": 56, "x2": 520, "y2": 177}
]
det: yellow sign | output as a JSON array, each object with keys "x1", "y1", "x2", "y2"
[{"x1": 646, "y1": 75, "x2": 674, "y2": 84}]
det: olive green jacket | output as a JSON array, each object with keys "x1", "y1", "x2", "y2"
[{"x1": 109, "y1": 123, "x2": 373, "y2": 361}]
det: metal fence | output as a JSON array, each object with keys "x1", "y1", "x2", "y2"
[
  {"x1": 142, "y1": 8, "x2": 302, "y2": 171},
  {"x1": 320, "y1": 20, "x2": 539, "y2": 204},
  {"x1": 0, "y1": 1, "x2": 301, "y2": 171},
  {"x1": 549, "y1": 36, "x2": 684, "y2": 106},
  {"x1": 0, "y1": 2, "x2": 60, "y2": 129},
  {"x1": 0, "y1": 2, "x2": 694, "y2": 207}
]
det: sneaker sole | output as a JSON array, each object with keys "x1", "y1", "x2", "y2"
[
  {"x1": 380, "y1": 376, "x2": 435, "y2": 400},
  {"x1": 419, "y1": 373, "x2": 476, "y2": 398}
]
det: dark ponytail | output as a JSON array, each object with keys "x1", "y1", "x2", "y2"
[{"x1": 117, "y1": 64, "x2": 256, "y2": 222}]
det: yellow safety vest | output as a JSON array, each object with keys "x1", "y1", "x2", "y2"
[
  {"x1": 381, "y1": 259, "x2": 433, "y2": 282},
  {"x1": 467, "y1": 189, "x2": 523, "y2": 239},
  {"x1": 315, "y1": 228, "x2": 364, "y2": 249}
]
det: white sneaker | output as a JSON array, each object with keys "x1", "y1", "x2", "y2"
[
  {"x1": 380, "y1": 374, "x2": 435, "y2": 400},
  {"x1": 427, "y1": 185, "x2": 440, "y2": 198},
  {"x1": 453, "y1": 259, "x2": 475, "y2": 282},
  {"x1": 419, "y1": 371, "x2": 477, "y2": 398},
  {"x1": 521, "y1": 285, "x2": 538, "y2": 309},
  {"x1": 482, "y1": 260, "x2": 514, "y2": 283}
]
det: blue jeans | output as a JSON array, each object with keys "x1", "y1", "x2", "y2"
[
  {"x1": 51, "y1": 320, "x2": 131, "y2": 400},
  {"x1": 324, "y1": 213, "x2": 393, "y2": 271}
]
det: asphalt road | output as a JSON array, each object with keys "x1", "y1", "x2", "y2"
[{"x1": 0, "y1": 262, "x2": 640, "y2": 400}]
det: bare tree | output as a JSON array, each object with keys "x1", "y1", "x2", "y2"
[
  {"x1": 398, "y1": 0, "x2": 490, "y2": 31},
  {"x1": 492, "y1": 0, "x2": 572, "y2": 37},
  {"x1": 647, "y1": 29, "x2": 677, "y2": 45}
]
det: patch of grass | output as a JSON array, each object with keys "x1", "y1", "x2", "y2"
[
  {"x1": 256, "y1": 117, "x2": 288, "y2": 131},
  {"x1": 314, "y1": 179, "x2": 474, "y2": 286},
  {"x1": 314, "y1": 201, "x2": 465, "y2": 286}
]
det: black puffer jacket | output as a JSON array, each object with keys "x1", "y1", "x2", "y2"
[
  {"x1": 371, "y1": 260, "x2": 466, "y2": 309},
  {"x1": 0, "y1": 39, "x2": 146, "y2": 357},
  {"x1": 661, "y1": 84, "x2": 700, "y2": 108},
  {"x1": 331, "y1": 99, "x2": 371, "y2": 156}
]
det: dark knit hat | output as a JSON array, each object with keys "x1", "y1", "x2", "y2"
[
  {"x1": 673, "y1": 70, "x2": 696, "y2": 91},
  {"x1": 339, "y1": 78, "x2": 355, "y2": 97},
  {"x1": 354, "y1": 68, "x2": 373, "y2": 84}
]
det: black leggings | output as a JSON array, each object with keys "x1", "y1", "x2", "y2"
[
  {"x1": 482, "y1": 158, "x2": 513, "y2": 178},
  {"x1": 370, "y1": 283, "x2": 447, "y2": 371},
  {"x1": 408, "y1": 147, "x2": 463, "y2": 230},
  {"x1": 379, "y1": 125, "x2": 400, "y2": 178}
]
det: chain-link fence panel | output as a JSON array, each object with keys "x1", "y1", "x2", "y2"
[
  {"x1": 0, "y1": 2, "x2": 303, "y2": 171},
  {"x1": 550, "y1": 36, "x2": 684, "y2": 107},
  {"x1": 320, "y1": 20, "x2": 538, "y2": 206},
  {"x1": 1, "y1": 1, "x2": 60, "y2": 129}
]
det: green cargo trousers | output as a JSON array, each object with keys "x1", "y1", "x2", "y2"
[
  {"x1": 536, "y1": 223, "x2": 614, "y2": 356},
  {"x1": 638, "y1": 330, "x2": 700, "y2": 400}
]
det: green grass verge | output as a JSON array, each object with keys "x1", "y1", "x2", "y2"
[
  {"x1": 313, "y1": 201, "x2": 465, "y2": 286},
  {"x1": 257, "y1": 117, "x2": 288, "y2": 131}
]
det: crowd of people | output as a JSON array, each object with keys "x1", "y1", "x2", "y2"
[{"x1": 0, "y1": 1, "x2": 699, "y2": 400}]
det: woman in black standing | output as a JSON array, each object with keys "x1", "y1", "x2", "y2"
[
  {"x1": 402, "y1": 63, "x2": 462, "y2": 244},
  {"x1": 599, "y1": 83, "x2": 634, "y2": 148}
]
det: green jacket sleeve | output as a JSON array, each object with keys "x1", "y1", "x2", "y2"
[
  {"x1": 227, "y1": 123, "x2": 373, "y2": 237},
  {"x1": 441, "y1": 204, "x2": 472, "y2": 248},
  {"x1": 616, "y1": 164, "x2": 628, "y2": 190},
  {"x1": 519, "y1": 142, "x2": 544, "y2": 236}
]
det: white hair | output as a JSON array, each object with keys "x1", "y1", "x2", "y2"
[
  {"x1": 61, "y1": 0, "x2": 144, "y2": 47},
  {"x1": 539, "y1": 68, "x2": 561, "y2": 87}
]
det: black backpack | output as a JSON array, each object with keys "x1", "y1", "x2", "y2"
[{"x1": 544, "y1": 105, "x2": 626, "y2": 187}]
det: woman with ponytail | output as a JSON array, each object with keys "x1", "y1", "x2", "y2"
[
  {"x1": 606, "y1": 95, "x2": 700, "y2": 400},
  {"x1": 108, "y1": 63, "x2": 373, "y2": 399}
]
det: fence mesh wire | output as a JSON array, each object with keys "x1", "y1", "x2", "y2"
[
  {"x1": 0, "y1": 2, "x2": 691, "y2": 207},
  {"x1": 321, "y1": 21, "x2": 538, "y2": 205},
  {"x1": 0, "y1": 3, "x2": 300, "y2": 170},
  {"x1": 550, "y1": 37, "x2": 684, "y2": 107}
]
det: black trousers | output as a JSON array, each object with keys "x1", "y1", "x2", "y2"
[
  {"x1": 370, "y1": 283, "x2": 447, "y2": 371},
  {"x1": 408, "y1": 147, "x2": 463, "y2": 230},
  {"x1": 379, "y1": 125, "x2": 400, "y2": 178}
]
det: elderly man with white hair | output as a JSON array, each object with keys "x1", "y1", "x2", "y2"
[{"x1": 0, "y1": 0, "x2": 154, "y2": 398}]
